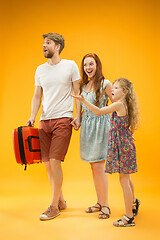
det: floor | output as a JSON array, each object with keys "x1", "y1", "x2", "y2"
[{"x1": 0, "y1": 172, "x2": 160, "y2": 240}]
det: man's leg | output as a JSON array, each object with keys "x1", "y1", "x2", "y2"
[
  {"x1": 39, "y1": 159, "x2": 62, "y2": 220},
  {"x1": 45, "y1": 158, "x2": 63, "y2": 208},
  {"x1": 39, "y1": 118, "x2": 72, "y2": 220}
]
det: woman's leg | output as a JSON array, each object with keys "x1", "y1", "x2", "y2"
[
  {"x1": 91, "y1": 161, "x2": 108, "y2": 205},
  {"x1": 89, "y1": 161, "x2": 110, "y2": 218}
]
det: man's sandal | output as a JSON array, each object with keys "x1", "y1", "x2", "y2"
[
  {"x1": 99, "y1": 206, "x2": 111, "y2": 219},
  {"x1": 132, "y1": 198, "x2": 140, "y2": 216},
  {"x1": 85, "y1": 203, "x2": 101, "y2": 213},
  {"x1": 113, "y1": 215, "x2": 135, "y2": 227}
]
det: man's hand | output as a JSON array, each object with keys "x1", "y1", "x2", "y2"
[
  {"x1": 71, "y1": 117, "x2": 81, "y2": 131},
  {"x1": 26, "y1": 118, "x2": 35, "y2": 127}
]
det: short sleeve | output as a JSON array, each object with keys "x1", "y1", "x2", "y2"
[
  {"x1": 71, "y1": 61, "x2": 81, "y2": 82},
  {"x1": 103, "y1": 79, "x2": 111, "y2": 89},
  {"x1": 35, "y1": 67, "x2": 41, "y2": 86}
]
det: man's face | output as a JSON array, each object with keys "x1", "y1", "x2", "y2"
[{"x1": 43, "y1": 38, "x2": 57, "y2": 58}]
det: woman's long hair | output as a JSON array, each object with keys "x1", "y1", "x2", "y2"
[
  {"x1": 80, "y1": 53, "x2": 105, "y2": 107},
  {"x1": 114, "y1": 78, "x2": 139, "y2": 133}
]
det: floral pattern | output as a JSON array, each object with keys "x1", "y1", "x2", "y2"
[{"x1": 105, "y1": 111, "x2": 137, "y2": 174}]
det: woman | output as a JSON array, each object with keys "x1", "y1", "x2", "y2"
[{"x1": 79, "y1": 53, "x2": 113, "y2": 219}]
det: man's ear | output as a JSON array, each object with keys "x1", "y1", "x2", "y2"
[{"x1": 56, "y1": 44, "x2": 60, "y2": 53}]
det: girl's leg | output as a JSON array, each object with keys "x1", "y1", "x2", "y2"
[
  {"x1": 113, "y1": 174, "x2": 136, "y2": 226},
  {"x1": 114, "y1": 174, "x2": 135, "y2": 226},
  {"x1": 119, "y1": 174, "x2": 133, "y2": 218},
  {"x1": 129, "y1": 176, "x2": 140, "y2": 215},
  {"x1": 129, "y1": 176, "x2": 136, "y2": 203}
]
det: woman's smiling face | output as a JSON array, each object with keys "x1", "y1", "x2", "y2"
[{"x1": 83, "y1": 57, "x2": 97, "y2": 79}]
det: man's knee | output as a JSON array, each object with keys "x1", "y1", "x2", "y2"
[{"x1": 50, "y1": 158, "x2": 62, "y2": 172}]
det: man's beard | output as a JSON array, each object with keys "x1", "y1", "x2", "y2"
[{"x1": 44, "y1": 50, "x2": 54, "y2": 58}]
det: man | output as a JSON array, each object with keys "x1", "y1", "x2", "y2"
[{"x1": 26, "y1": 33, "x2": 81, "y2": 220}]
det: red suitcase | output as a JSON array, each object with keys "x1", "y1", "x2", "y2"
[{"x1": 13, "y1": 126, "x2": 41, "y2": 170}]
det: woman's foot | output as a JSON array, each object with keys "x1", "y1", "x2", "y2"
[
  {"x1": 132, "y1": 199, "x2": 140, "y2": 216},
  {"x1": 99, "y1": 206, "x2": 111, "y2": 219},
  {"x1": 85, "y1": 203, "x2": 101, "y2": 213},
  {"x1": 113, "y1": 215, "x2": 135, "y2": 227}
]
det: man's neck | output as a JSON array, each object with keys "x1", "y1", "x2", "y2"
[{"x1": 48, "y1": 55, "x2": 61, "y2": 65}]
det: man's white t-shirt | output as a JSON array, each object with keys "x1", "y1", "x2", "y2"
[{"x1": 35, "y1": 59, "x2": 80, "y2": 120}]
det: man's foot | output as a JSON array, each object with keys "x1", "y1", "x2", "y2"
[
  {"x1": 39, "y1": 206, "x2": 60, "y2": 221},
  {"x1": 58, "y1": 200, "x2": 67, "y2": 211},
  {"x1": 113, "y1": 215, "x2": 135, "y2": 227},
  {"x1": 85, "y1": 203, "x2": 101, "y2": 213},
  {"x1": 99, "y1": 206, "x2": 111, "y2": 219}
]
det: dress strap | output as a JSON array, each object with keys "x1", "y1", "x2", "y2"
[{"x1": 123, "y1": 103, "x2": 128, "y2": 115}]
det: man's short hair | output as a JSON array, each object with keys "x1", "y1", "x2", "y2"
[{"x1": 42, "y1": 33, "x2": 65, "y2": 54}]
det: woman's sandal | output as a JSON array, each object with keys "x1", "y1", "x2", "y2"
[
  {"x1": 113, "y1": 215, "x2": 135, "y2": 227},
  {"x1": 132, "y1": 198, "x2": 140, "y2": 216},
  {"x1": 99, "y1": 206, "x2": 111, "y2": 219},
  {"x1": 85, "y1": 203, "x2": 101, "y2": 213}
]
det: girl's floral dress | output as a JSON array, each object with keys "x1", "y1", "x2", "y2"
[{"x1": 105, "y1": 111, "x2": 138, "y2": 174}]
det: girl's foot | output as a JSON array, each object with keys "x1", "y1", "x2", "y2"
[
  {"x1": 85, "y1": 203, "x2": 101, "y2": 213},
  {"x1": 132, "y1": 199, "x2": 140, "y2": 216},
  {"x1": 99, "y1": 206, "x2": 111, "y2": 219},
  {"x1": 113, "y1": 215, "x2": 135, "y2": 227}
]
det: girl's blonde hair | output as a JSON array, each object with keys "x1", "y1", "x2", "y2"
[{"x1": 114, "y1": 78, "x2": 139, "y2": 133}]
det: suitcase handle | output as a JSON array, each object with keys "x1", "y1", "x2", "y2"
[{"x1": 27, "y1": 136, "x2": 41, "y2": 152}]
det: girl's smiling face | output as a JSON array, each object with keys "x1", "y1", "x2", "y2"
[
  {"x1": 112, "y1": 82, "x2": 125, "y2": 102},
  {"x1": 83, "y1": 57, "x2": 97, "y2": 79}
]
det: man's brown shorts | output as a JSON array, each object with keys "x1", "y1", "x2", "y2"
[{"x1": 39, "y1": 117, "x2": 72, "y2": 162}]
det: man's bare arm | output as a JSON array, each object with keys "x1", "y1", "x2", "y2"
[{"x1": 26, "y1": 86, "x2": 42, "y2": 126}]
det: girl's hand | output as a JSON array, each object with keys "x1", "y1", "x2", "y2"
[{"x1": 70, "y1": 94, "x2": 85, "y2": 102}]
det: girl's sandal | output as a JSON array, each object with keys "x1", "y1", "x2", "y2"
[
  {"x1": 132, "y1": 198, "x2": 140, "y2": 216},
  {"x1": 113, "y1": 215, "x2": 135, "y2": 227},
  {"x1": 99, "y1": 206, "x2": 111, "y2": 219},
  {"x1": 85, "y1": 203, "x2": 101, "y2": 213}
]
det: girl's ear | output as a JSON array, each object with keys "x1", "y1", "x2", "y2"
[{"x1": 123, "y1": 89, "x2": 128, "y2": 95}]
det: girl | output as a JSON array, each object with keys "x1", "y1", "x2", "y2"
[
  {"x1": 76, "y1": 53, "x2": 113, "y2": 219},
  {"x1": 71, "y1": 78, "x2": 140, "y2": 227}
]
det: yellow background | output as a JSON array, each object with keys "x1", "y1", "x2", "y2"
[{"x1": 0, "y1": 0, "x2": 160, "y2": 239}]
